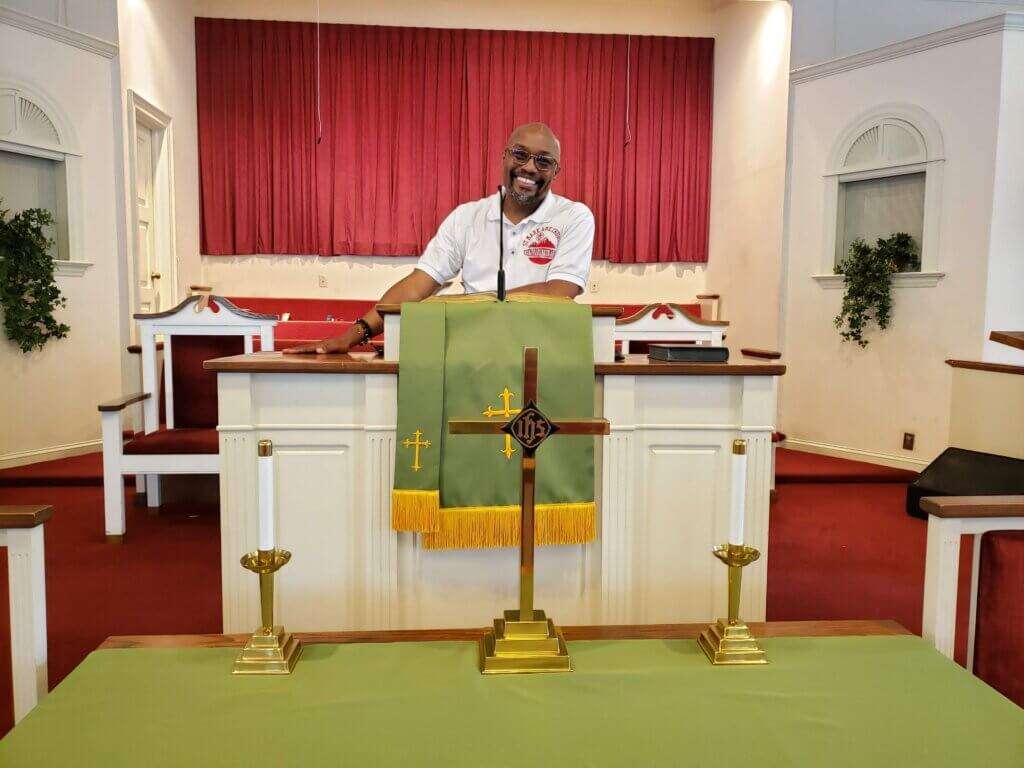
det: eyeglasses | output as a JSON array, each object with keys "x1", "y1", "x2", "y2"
[{"x1": 504, "y1": 147, "x2": 560, "y2": 174}]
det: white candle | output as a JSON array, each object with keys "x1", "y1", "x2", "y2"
[
  {"x1": 257, "y1": 440, "x2": 275, "y2": 551},
  {"x1": 730, "y1": 439, "x2": 747, "y2": 545}
]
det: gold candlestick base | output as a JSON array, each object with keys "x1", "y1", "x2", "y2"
[
  {"x1": 232, "y1": 548, "x2": 303, "y2": 675},
  {"x1": 698, "y1": 543, "x2": 768, "y2": 666},
  {"x1": 233, "y1": 625, "x2": 302, "y2": 675},
  {"x1": 479, "y1": 609, "x2": 572, "y2": 674}
]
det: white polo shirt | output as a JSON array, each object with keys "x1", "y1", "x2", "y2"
[{"x1": 415, "y1": 190, "x2": 594, "y2": 294}]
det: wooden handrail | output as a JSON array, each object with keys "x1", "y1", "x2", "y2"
[
  {"x1": 741, "y1": 348, "x2": 782, "y2": 360},
  {"x1": 127, "y1": 342, "x2": 164, "y2": 355},
  {"x1": 0, "y1": 505, "x2": 54, "y2": 529},
  {"x1": 946, "y1": 359, "x2": 1024, "y2": 376},
  {"x1": 98, "y1": 392, "x2": 151, "y2": 412},
  {"x1": 920, "y1": 495, "x2": 1024, "y2": 519},
  {"x1": 990, "y1": 331, "x2": 1024, "y2": 352}
]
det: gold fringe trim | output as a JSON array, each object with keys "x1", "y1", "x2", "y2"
[
  {"x1": 420, "y1": 502, "x2": 596, "y2": 550},
  {"x1": 391, "y1": 490, "x2": 440, "y2": 532}
]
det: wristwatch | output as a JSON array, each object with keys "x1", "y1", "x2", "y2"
[{"x1": 353, "y1": 318, "x2": 374, "y2": 344}]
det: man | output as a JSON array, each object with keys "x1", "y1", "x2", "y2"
[{"x1": 285, "y1": 122, "x2": 595, "y2": 354}]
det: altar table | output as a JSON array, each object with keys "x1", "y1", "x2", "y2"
[{"x1": 1, "y1": 622, "x2": 1021, "y2": 767}]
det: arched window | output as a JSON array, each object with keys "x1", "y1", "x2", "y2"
[
  {"x1": 819, "y1": 104, "x2": 945, "y2": 286},
  {"x1": 0, "y1": 81, "x2": 87, "y2": 274}
]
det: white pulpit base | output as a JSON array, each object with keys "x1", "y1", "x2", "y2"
[{"x1": 209, "y1": 330, "x2": 782, "y2": 634}]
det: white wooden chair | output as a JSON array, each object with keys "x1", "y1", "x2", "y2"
[
  {"x1": 614, "y1": 302, "x2": 729, "y2": 354},
  {"x1": 921, "y1": 495, "x2": 1024, "y2": 667},
  {"x1": 0, "y1": 505, "x2": 51, "y2": 723},
  {"x1": 98, "y1": 296, "x2": 276, "y2": 542}
]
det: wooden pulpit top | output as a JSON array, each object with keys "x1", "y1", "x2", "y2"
[
  {"x1": 204, "y1": 352, "x2": 786, "y2": 377},
  {"x1": 375, "y1": 303, "x2": 624, "y2": 317}
]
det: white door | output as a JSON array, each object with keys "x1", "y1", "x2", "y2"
[{"x1": 134, "y1": 123, "x2": 161, "y2": 313}]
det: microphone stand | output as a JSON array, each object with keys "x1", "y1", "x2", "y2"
[{"x1": 497, "y1": 186, "x2": 507, "y2": 301}]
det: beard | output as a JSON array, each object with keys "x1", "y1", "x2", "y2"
[{"x1": 507, "y1": 169, "x2": 545, "y2": 205}]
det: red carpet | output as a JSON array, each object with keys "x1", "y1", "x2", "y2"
[
  {"x1": 776, "y1": 447, "x2": 918, "y2": 484},
  {"x1": 0, "y1": 452, "x2": 106, "y2": 487},
  {"x1": 765, "y1": 482, "x2": 972, "y2": 646},
  {"x1": 0, "y1": 484, "x2": 221, "y2": 735}
]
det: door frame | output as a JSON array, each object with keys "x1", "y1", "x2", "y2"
[{"x1": 126, "y1": 90, "x2": 177, "y2": 325}]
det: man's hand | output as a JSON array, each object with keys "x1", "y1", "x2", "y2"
[
  {"x1": 283, "y1": 329, "x2": 357, "y2": 355},
  {"x1": 282, "y1": 269, "x2": 442, "y2": 355}
]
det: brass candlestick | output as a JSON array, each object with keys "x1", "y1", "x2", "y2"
[
  {"x1": 232, "y1": 548, "x2": 302, "y2": 674},
  {"x1": 697, "y1": 543, "x2": 768, "y2": 665}
]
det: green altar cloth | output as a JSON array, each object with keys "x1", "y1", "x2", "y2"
[{"x1": 1, "y1": 636, "x2": 1021, "y2": 767}]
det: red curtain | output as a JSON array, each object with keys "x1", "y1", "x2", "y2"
[{"x1": 196, "y1": 19, "x2": 713, "y2": 263}]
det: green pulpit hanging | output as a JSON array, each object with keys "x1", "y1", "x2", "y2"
[{"x1": 391, "y1": 295, "x2": 596, "y2": 549}]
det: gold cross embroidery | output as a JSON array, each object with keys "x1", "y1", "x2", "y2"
[
  {"x1": 483, "y1": 387, "x2": 522, "y2": 460},
  {"x1": 401, "y1": 430, "x2": 431, "y2": 472}
]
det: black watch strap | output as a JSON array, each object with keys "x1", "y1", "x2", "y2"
[{"x1": 354, "y1": 318, "x2": 373, "y2": 343}]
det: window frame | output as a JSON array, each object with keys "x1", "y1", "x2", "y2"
[
  {"x1": 816, "y1": 104, "x2": 946, "y2": 288},
  {"x1": 0, "y1": 79, "x2": 89, "y2": 276}
]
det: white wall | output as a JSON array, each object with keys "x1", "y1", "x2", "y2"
[
  {"x1": 790, "y1": 0, "x2": 1024, "y2": 69},
  {"x1": 981, "y1": 27, "x2": 1024, "y2": 364},
  {"x1": 780, "y1": 28, "x2": 1008, "y2": 469},
  {"x1": 116, "y1": 0, "x2": 202, "y2": 300},
  {"x1": 196, "y1": 0, "x2": 792, "y2": 354},
  {"x1": 1, "y1": 0, "x2": 118, "y2": 40},
  {"x1": 0, "y1": 20, "x2": 125, "y2": 466}
]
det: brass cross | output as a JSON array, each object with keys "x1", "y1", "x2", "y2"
[
  {"x1": 482, "y1": 386, "x2": 522, "y2": 460},
  {"x1": 401, "y1": 429, "x2": 431, "y2": 472},
  {"x1": 449, "y1": 348, "x2": 609, "y2": 622}
]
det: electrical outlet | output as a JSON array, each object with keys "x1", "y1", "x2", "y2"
[
  {"x1": 589, "y1": 281, "x2": 599, "y2": 294},
  {"x1": 317, "y1": 274, "x2": 327, "y2": 288},
  {"x1": 902, "y1": 432, "x2": 915, "y2": 451}
]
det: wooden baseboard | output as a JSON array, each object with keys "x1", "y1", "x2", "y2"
[
  {"x1": 781, "y1": 438, "x2": 929, "y2": 472},
  {"x1": 0, "y1": 439, "x2": 102, "y2": 470}
]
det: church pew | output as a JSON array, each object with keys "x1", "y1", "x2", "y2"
[
  {"x1": 0, "y1": 505, "x2": 51, "y2": 724},
  {"x1": 920, "y1": 496, "x2": 1024, "y2": 669}
]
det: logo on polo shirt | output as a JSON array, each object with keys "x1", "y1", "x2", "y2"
[{"x1": 523, "y1": 226, "x2": 561, "y2": 265}]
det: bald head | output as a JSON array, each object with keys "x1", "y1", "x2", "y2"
[{"x1": 508, "y1": 122, "x2": 561, "y2": 160}]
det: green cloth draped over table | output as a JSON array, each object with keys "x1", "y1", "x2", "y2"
[
  {"x1": 2, "y1": 636, "x2": 1022, "y2": 767},
  {"x1": 392, "y1": 295, "x2": 596, "y2": 549}
]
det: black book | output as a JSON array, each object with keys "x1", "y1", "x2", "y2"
[{"x1": 648, "y1": 343, "x2": 729, "y2": 363}]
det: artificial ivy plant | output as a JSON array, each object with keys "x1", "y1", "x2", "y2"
[
  {"x1": 833, "y1": 232, "x2": 920, "y2": 348},
  {"x1": 0, "y1": 202, "x2": 70, "y2": 353}
]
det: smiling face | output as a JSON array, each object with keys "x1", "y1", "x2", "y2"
[{"x1": 503, "y1": 124, "x2": 561, "y2": 206}]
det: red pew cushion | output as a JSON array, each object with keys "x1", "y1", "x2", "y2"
[
  {"x1": 974, "y1": 530, "x2": 1024, "y2": 706},
  {"x1": 170, "y1": 336, "x2": 244, "y2": 428},
  {"x1": 123, "y1": 428, "x2": 219, "y2": 455}
]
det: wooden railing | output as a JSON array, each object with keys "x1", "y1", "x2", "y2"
[{"x1": 990, "y1": 331, "x2": 1024, "y2": 352}]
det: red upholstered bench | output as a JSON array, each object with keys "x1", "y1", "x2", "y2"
[{"x1": 225, "y1": 297, "x2": 712, "y2": 351}]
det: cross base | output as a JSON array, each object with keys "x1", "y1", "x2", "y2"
[
  {"x1": 479, "y1": 609, "x2": 572, "y2": 674},
  {"x1": 697, "y1": 619, "x2": 768, "y2": 665}
]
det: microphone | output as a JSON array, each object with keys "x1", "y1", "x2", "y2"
[{"x1": 497, "y1": 185, "x2": 506, "y2": 301}]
